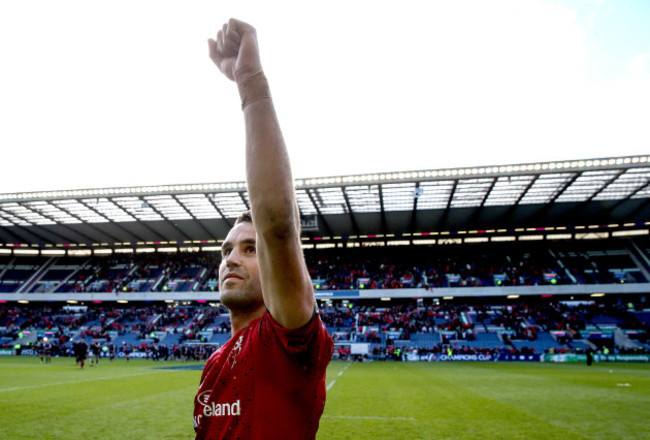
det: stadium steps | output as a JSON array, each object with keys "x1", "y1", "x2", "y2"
[
  {"x1": 13, "y1": 331, "x2": 38, "y2": 346},
  {"x1": 161, "y1": 333, "x2": 182, "y2": 346},
  {"x1": 209, "y1": 333, "x2": 230, "y2": 345},
  {"x1": 392, "y1": 340, "x2": 411, "y2": 348},
  {"x1": 43, "y1": 258, "x2": 93, "y2": 293},
  {"x1": 113, "y1": 332, "x2": 142, "y2": 347},
  {"x1": 17, "y1": 258, "x2": 57, "y2": 294},
  {"x1": 450, "y1": 332, "x2": 506, "y2": 350},
  {"x1": 475, "y1": 332, "x2": 507, "y2": 348},
  {"x1": 568, "y1": 339, "x2": 594, "y2": 351},
  {"x1": 614, "y1": 328, "x2": 641, "y2": 350},
  {"x1": 511, "y1": 332, "x2": 564, "y2": 353},
  {"x1": 410, "y1": 332, "x2": 441, "y2": 347},
  {"x1": 0, "y1": 337, "x2": 14, "y2": 347},
  {"x1": 591, "y1": 315, "x2": 624, "y2": 326},
  {"x1": 634, "y1": 311, "x2": 650, "y2": 324}
]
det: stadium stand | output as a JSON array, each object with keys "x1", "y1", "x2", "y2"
[
  {"x1": 2, "y1": 289, "x2": 648, "y2": 362},
  {"x1": 1, "y1": 156, "x2": 649, "y2": 362},
  {"x1": 2, "y1": 236, "x2": 650, "y2": 295}
]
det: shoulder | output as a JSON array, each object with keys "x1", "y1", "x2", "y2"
[{"x1": 258, "y1": 310, "x2": 332, "y2": 351}]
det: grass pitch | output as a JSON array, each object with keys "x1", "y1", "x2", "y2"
[{"x1": 0, "y1": 357, "x2": 648, "y2": 439}]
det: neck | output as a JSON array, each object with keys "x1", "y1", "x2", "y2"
[{"x1": 229, "y1": 306, "x2": 265, "y2": 335}]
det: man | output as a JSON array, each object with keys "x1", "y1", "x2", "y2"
[
  {"x1": 193, "y1": 19, "x2": 334, "y2": 439},
  {"x1": 124, "y1": 342, "x2": 132, "y2": 362},
  {"x1": 74, "y1": 338, "x2": 88, "y2": 369},
  {"x1": 107, "y1": 341, "x2": 116, "y2": 362},
  {"x1": 90, "y1": 339, "x2": 101, "y2": 366},
  {"x1": 37, "y1": 338, "x2": 45, "y2": 363},
  {"x1": 43, "y1": 337, "x2": 52, "y2": 364}
]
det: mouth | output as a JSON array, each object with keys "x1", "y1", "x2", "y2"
[{"x1": 223, "y1": 273, "x2": 244, "y2": 282}]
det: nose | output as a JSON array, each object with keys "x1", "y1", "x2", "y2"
[{"x1": 223, "y1": 249, "x2": 242, "y2": 268}]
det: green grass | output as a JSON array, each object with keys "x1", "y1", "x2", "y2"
[{"x1": 0, "y1": 357, "x2": 648, "y2": 439}]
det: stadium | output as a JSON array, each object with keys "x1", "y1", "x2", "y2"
[
  {"x1": 1, "y1": 155, "x2": 649, "y2": 439},
  {"x1": 2, "y1": 0, "x2": 650, "y2": 437}
]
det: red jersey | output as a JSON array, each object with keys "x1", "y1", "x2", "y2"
[{"x1": 194, "y1": 311, "x2": 333, "y2": 440}]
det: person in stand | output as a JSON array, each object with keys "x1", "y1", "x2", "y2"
[{"x1": 193, "y1": 18, "x2": 334, "y2": 439}]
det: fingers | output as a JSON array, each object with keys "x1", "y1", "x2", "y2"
[
  {"x1": 213, "y1": 24, "x2": 240, "y2": 58},
  {"x1": 211, "y1": 18, "x2": 252, "y2": 58},
  {"x1": 209, "y1": 18, "x2": 260, "y2": 81},
  {"x1": 225, "y1": 20, "x2": 242, "y2": 44}
]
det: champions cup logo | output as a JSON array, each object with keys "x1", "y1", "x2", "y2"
[{"x1": 197, "y1": 390, "x2": 241, "y2": 418}]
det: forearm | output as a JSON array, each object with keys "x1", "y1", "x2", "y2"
[
  {"x1": 238, "y1": 73, "x2": 314, "y2": 329},
  {"x1": 239, "y1": 73, "x2": 299, "y2": 236}
]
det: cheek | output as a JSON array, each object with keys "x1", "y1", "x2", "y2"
[{"x1": 250, "y1": 264, "x2": 261, "y2": 285}]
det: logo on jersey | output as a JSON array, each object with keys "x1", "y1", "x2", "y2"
[
  {"x1": 197, "y1": 390, "x2": 212, "y2": 407},
  {"x1": 196, "y1": 390, "x2": 241, "y2": 417}
]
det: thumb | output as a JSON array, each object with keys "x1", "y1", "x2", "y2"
[{"x1": 207, "y1": 38, "x2": 221, "y2": 66}]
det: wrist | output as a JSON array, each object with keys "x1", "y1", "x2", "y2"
[{"x1": 237, "y1": 71, "x2": 271, "y2": 110}]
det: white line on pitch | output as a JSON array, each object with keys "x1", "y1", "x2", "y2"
[
  {"x1": 0, "y1": 371, "x2": 154, "y2": 393},
  {"x1": 323, "y1": 415, "x2": 416, "y2": 421},
  {"x1": 326, "y1": 361, "x2": 351, "y2": 391}
]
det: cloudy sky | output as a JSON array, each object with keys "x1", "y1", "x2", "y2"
[{"x1": 1, "y1": 0, "x2": 648, "y2": 194}]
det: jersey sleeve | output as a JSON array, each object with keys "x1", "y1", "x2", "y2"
[{"x1": 261, "y1": 310, "x2": 333, "y2": 377}]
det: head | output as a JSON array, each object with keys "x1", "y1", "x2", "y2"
[{"x1": 218, "y1": 211, "x2": 263, "y2": 313}]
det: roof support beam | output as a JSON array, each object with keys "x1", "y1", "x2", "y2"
[
  {"x1": 73, "y1": 198, "x2": 147, "y2": 243},
  {"x1": 407, "y1": 182, "x2": 421, "y2": 235},
  {"x1": 436, "y1": 179, "x2": 459, "y2": 231},
  {"x1": 306, "y1": 189, "x2": 333, "y2": 236},
  {"x1": 378, "y1": 185, "x2": 387, "y2": 236},
  {"x1": 341, "y1": 188, "x2": 361, "y2": 237},
  {"x1": 139, "y1": 199, "x2": 191, "y2": 242},
  {"x1": 551, "y1": 172, "x2": 580, "y2": 203},
  {"x1": 171, "y1": 195, "x2": 218, "y2": 241},
  {"x1": 207, "y1": 194, "x2": 234, "y2": 230}
]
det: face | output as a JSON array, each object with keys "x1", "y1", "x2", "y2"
[{"x1": 218, "y1": 221, "x2": 263, "y2": 312}]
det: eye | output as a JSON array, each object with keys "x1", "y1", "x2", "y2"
[
  {"x1": 222, "y1": 248, "x2": 231, "y2": 258},
  {"x1": 245, "y1": 245, "x2": 256, "y2": 254}
]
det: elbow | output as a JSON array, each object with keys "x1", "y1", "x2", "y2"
[
  {"x1": 253, "y1": 201, "x2": 300, "y2": 241},
  {"x1": 260, "y1": 218, "x2": 299, "y2": 243}
]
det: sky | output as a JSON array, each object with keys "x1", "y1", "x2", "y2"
[{"x1": 0, "y1": 0, "x2": 648, "y2": 194}]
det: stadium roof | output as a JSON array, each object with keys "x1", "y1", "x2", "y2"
[{"x1": 0, "y1": 155, "x2": 649, "y2": 249}]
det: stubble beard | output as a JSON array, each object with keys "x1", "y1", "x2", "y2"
[{"x1": 219, "y1": 282, "x2": 264, "y2": 313}]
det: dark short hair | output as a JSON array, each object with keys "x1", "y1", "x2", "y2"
[{"x1": 235, "y1": 210, "x2": 252, "y2": 225}]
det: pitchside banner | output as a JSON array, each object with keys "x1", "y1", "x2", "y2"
[
  {"x1": 0, "y1": 350, "x2": 149, "y2": 358},
  {"x1": 0, "y1": 349, "x2": 35, "y2": 356},
  {"x1": 405, "y1": 352, "x2": 542, "y2": 362},
  {"x1": 314, "y1": 290, "x2": 359, "y2": 299},
  {"x1": 545, "y1": 353, "x2": 650, "y2": 363}
]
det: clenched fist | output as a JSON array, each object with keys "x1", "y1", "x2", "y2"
[{"x1": 208, "y1": 18, "x2": 263, "y2": 84}]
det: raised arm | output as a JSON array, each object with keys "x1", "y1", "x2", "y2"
[{"x1": 209, "y1": 19, "x2": 314, "y2": 329}]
